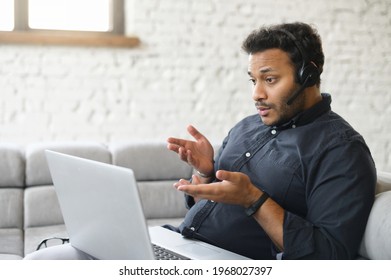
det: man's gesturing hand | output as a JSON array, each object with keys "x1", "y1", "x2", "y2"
[
  {"x1": 167, "y1": 125, "x2": 215, "y2": 177},
  {"x1": 175, "y1": 170, "x2": 262, "y2": 208}
]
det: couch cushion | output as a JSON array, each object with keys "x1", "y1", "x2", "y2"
[
  {"x1": 24, "y1": 185, "x2": 64, "y2": 228},
  {"x1": 359, "y1": 191, "x2": 391, "y2": 259},
  {"x1": 0, "y1": 254, "x2": 23, "y2": 260},
  {"x1": 0, "y1": 144, "x2": 24, "y2": 188},
  {"x1": 137, "y1": 181, "x2": 188, "y2": 219},
  {"x1": 25, "y1": 142, "x2": 112, "y2": 186},
  {"x1": 110, "y1": 142, "x2": 193, "y2": 181},
  {"x1": 0, "y1": 188, "x2": 23, "y2": 229},
  {"x1": 0, "y1": 228, "x2": 24, "y2": 258}
]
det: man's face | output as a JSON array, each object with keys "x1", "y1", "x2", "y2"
[{"x1": 247, "y1": 48, "x2": 305, "y2": 126}]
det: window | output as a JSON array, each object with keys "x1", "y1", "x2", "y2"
[
  {"x1": 28, "y1": 0, "x2": 113, "y2": 32},
  {"x1": 0, "y1": 0, "x2": 139, "y2": 48},
  {"x1": 0, "y1": 0, "x2": 14, "y2": 31}
]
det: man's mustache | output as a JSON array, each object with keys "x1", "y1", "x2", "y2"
[{"x1": 255, "y1": 101, "x2": 273, "y2": 108}]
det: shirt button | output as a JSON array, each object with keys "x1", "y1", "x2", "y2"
[
  {"x1": 271, "y1": 129, "x2": 277, "y2": 135},
  {"x1": 292, "y1": 124, "x2": 296, "y2": 128},
  {"x1": 245, "y1": 152, "x2": 251, "y2": 157},
  {"x1": 190, "y1": 227, "x2": 195, "y2": 231}
]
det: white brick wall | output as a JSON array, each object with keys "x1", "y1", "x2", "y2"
[{"x1": 0, "y1": 0, "x2": 390, "y2": 171}]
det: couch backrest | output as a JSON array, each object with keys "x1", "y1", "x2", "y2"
[
  {"x1": 109, "y1": 142, "x2": 193, "y2": 181},
  {"x1": 0, "y1": 144, "x2": 25, "y2": 188},
  {"x1": 25, "y1": 142, "x2": 111, "y2": 186}
]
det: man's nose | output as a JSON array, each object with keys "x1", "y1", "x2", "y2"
[{"x1": 252, "y1": 83, "x2": 267, "y2": 102}]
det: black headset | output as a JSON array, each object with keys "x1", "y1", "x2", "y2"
[{"x1": 279, "y1": 29, "x2": 320, "y2": 105}]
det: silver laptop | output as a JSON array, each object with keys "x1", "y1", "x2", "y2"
[{"x1": 45, "y1": 150, "x2": 249, "y2": 260}]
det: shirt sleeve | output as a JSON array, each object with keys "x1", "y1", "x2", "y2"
[{"x1": 282, "y1": 140, "x2": 376, "y2": 259}]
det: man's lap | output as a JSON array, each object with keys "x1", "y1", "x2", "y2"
[{"x1": 23, "y1": 243, "x2": 95, "y2": 260}]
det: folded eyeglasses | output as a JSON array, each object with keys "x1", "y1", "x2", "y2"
[{"x1": 36, "y1": 237, "x2": 70, "y2": 251}]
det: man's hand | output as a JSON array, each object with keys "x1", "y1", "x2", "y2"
[
  {"x1": 167, "y1": 125, "x2": 215, "y2": 177},
  {"x1": 173, "y1": 175, "x2": 202, "y2": 203},
  {"x1": 175, "y1": 170, "x2": 262, "y2": 208},
  {"x1": 176, "y1": 170, "x2": 285, "y2": 250}
]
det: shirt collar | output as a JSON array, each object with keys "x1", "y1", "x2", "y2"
[{"x1": 273, "y1": 93, "x2": 332, "y2": 130}]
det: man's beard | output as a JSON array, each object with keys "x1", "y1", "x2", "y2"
[{"x1": 256, "y1": 93, "x2": 305, "y2": 127}]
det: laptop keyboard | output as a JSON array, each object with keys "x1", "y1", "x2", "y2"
[{"x1": 152, "y1": 244, "x2": 190, "y2": 260}]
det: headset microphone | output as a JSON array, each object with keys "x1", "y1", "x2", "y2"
[{"x1": 286, "y1": 74, "x2": 311, "y2": 105}]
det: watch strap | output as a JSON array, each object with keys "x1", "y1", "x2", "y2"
[{"x1": 245, "y1": 192, "x2": 269, "y2": 216}]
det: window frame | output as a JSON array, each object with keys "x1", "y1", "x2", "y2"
[{"x1": 0, "y1": 0, "x2": 139, "y2": 48}]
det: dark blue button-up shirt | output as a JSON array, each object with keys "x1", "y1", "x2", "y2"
[{"x1": 176, "y1": 94, "x2": 376, "y2": 259}]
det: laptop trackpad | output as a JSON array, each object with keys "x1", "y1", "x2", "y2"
[{"x1": 177, "y1": 243, "x2": 220, "y2": 257}]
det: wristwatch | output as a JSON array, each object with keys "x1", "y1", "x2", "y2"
[{"x1": 245, "y1": 192, "x2": 269, "y2": 216}]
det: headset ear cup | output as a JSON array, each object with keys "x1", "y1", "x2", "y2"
[{"x1": 299, "y1": 63, "x2": 320, "y2": 87}]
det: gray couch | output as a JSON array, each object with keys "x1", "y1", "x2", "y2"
[{"x1": 0, "y1": 142, "x2": 390, "y2": 260}]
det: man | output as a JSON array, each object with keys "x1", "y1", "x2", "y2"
[
  {"x1": 25, "y1": 22, "x2": 376, "y2": 260},
  {"x1": 167, "y1": 22, "x2": 376, "y2": 259}
]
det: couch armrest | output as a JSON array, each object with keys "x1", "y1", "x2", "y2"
[{"x1": 359, "y1": 191, "x2": 391, "y2": 259}]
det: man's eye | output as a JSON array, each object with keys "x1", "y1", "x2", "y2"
[
  {"x1": 249, "y1": 79, "x2": 256, "y2": 85},
  {"x1": 266, "y1": 77, "x2": 275, "y2": 83}
]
